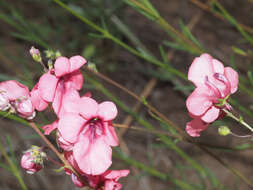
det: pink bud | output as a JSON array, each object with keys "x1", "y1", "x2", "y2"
[
  {"x1": 20, "y1": 146, "x2": 46, "y2": 174},
  {"x1": 16, "y1": 98, "x2": 36, "y2": 120},
  {"x1": 29, "y1": 46, "x2": 40, "y2": 57},
  {"x1": 21, "y1": 152, "x2": 42, "y2": 174},
  {"x1": 0, "y1": 92, "x2": 10, "y2": 111}
]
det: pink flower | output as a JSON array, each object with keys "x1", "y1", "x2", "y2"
[
  {"x1": 31, "y1": 55, "x2": 86, "y2": 117},
  {"x1": 20, "y1": 146, "x2": 46, "y2": 174},
  {"x1": 58, "y1": 97, "x2": 118, "y2": 175},
  {"x1": 0, "y1": 80, "x2": 35, "y2": 119},
  {"x1": 186, "y1": 54, "x2": 238, "y2": 136}
]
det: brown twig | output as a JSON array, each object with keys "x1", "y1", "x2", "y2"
[{"x1": 189, "y1": 0, "x2": 253, "y2": 34}]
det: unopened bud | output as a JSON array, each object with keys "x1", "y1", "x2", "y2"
[
  {"x1": 218, "y1": 126, "x2": 231, "y2": 136},
  {"x1": 15, "y1": 98, "x2": 36, "y2": 120},
  {"x1": 21, "y1": 146, "x2": 46, "y2": 174},
  {"x1": 87, "y1": 62, "x2": 98, "y2": 72},
  {"x1": 30, "y1": 47, "x2": 42, "y2": 62}
]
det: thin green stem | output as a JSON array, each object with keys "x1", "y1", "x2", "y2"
[
  {"x1": 0, "y1": 141, "x2": 28, "y2": 190},
  {"x1": 223, "y1": 109, "x2": 253, "y2": 132}
]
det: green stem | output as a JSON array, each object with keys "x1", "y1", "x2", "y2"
[
  {"x1": 223, "y1": 109, "x2": 253, "y2": 132},
  {"x1": 0, "y1": 141, "x2": 28, "y2": 190}
]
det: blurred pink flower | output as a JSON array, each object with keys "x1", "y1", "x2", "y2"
[
  {"x1": 58, "y1": 97, "x2": 118, "y2": 175},
  {"x1": 31, "y1": 55, "x2": 86, "y2": 117},
  {"x1": 186, "y1": 53, "x2": 238, "y2": 136}
]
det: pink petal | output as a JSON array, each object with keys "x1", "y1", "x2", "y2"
[
  {"x1": 186, "y1": 86, "x2": 213, "y2": 116},
  {"x1": 98, "y1": 101, "x2": 118, "y2": 121},
  {"x1": 103, "y1": 122, "x2": 118, "y2": 146},
  {"x1": 79, "y1": 97, "x2": 98, "y2": 119},
  {"x1": 224, "y1": 67, "x2": 238, "y2": 94},
  {"x1": 0, "y1": 80, "x2": 29, "y2": 100},
  {"x1": 58, "y1": 113, "x2": 85, "y2": 143},
  {"x1": 73, "y1": 136, "x2": 112, "y2": 175},
  {"x1": 188, "y1": 54, "x2": 214, "y2": 87},
  {"x1": 64, "y1": 70, "x2": 84, "y2": 90},
  {"x1": 71, "y1": 174, "x2": 85, "y2": 188},
  {"x1": 52, "y1": 81, "x2": 64, "y2": 115},
  {"x1": 103, "y1": 170, "x2": 130, "y2": 181},
  {"x1": 42, "y1": 120, "x2": 58, "y2": 135},
  {"x1": 57, "y1": 88, "x2": 80, "y2": 118},
  {"x1": 38, "y1": 73, "x2": 58, "y2": 102},
  {"x1": 104, "y1": 180, "x2": 122, "y2": 190},
  {"x1": 212, "y1": 59, "x2": 224, "y2": 74},
  {"x1": 69, "y1": 55, "x2": 87, "y2": 73},
  {"x1": 186, "y1": 118, "x2": 209, "y2": 137},
  {"x1": 30, "y1": 83, "x2": 48, "y2": 111},
  {"x1": 201, "y1": 106, "x2": 220, "y2": 123},
  {"x1": 54, "y1": 57, "x2": 70, "y2": 77}
]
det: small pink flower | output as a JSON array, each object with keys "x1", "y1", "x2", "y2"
[
  {"x1": 58, "y1": 97, "x2": 118, "y2": 175},
  {"x1": 20, "y1": 146, "x2": 46, "y2": 174},
  {"x1": 186, "y1": 54, "x2": 238, "y2": 137},
  {"x1": 31, "y1": 55, "x2": 86, "y2": 117}
]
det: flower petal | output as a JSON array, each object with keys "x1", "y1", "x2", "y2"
[
  {"x1": 73, "y1": 136, "x2": 112, "y2": 175},
  {"x1": 186, "y1": 118, "x2": 209, "y2": 137},
  {"x1": 103, "y1": 170, "x2": 130, "y2": 181},
  {"x1": 224, "y1": 67, "x2": 238, "y2": 94},
  {"x1": 42, "y1": 120, "x2": 58, "y2": 135},
  {"x1": 69, "y1": 55, "x2": 87, "y2": 73},
  {"x1": 212, "y1": 59, "x2": 224, "y2": 74},
  {"x1": 103, "y1": 122, "x2": 118, "y2": 146},
  {"x1": 52, "y1": 80, "x2": 64, "y2": 115},
  {"x1": 0, "y1": 80, "x2": 29, "y2": 100},
  {"x1": 186, "y1": 86, "x2": 213, "y2": 116},
  {"x1": 64, "y1": 70, "x2": 84, "y2": 90},
  {"x1": 38, "y1": 73, "x2": 58, "y2": 102},
  {"x1": 201, "y1": 106, "x2": 220, "y2": 123},
  {"x1": 98, "y1": 101, "x2": 117, "y2": 121},
  {"x1": 79, "y1": 97, "x2": 98, "y2": 119},
  {"x1": 54, "y1": 57, "x2": 70, "y2": 77},
  {"x1": 188, "y1": 53, "x2": 214, "y2": 87},
  {"x1": 30, "y1": 83, "x2": 48, "y2": 111},
  {"x1": 57, "y1": 88, "x2": 80, "y2": 118},
  {"x1": 58, "y1": 113, "x2": 85, "y2": 143}
]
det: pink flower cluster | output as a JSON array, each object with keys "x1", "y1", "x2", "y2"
[
  {"x1": 0, "y1": 80, "x2": 35, "y2": 119},
  {"x1": 186, "y1": 54, "x2": 238, "y2": 137},
  {"x1": 1, "y1": 50, "x2": 129, "y2": 189}
]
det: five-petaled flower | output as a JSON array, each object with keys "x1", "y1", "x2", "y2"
[{"x1": 58, "y1": 97, "x2": 118, "y2": 175}]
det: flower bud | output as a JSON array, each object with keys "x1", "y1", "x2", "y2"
[
  {"x1": 218, "y1": 126, "x2": 231, "y2": 136},
  {"x1": 0, "y1": 91, "x2": 10, "y2": 111},
  {"x1": 30, "y1": 46, "x2": 42, "y2": 62},
  {"x1": 21, "y1": 146, "x2": 46, "y2": 174},
  {"x1": 15, "y1": 98, "x2": 36, "y2": 120}
]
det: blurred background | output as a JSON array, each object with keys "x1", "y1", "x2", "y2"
[{"x1": 0, "y1": 0, "x2": 253, "y2": 189}]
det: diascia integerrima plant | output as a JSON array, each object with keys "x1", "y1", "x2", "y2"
[
  {"x1": 1, "y1": 47, "x2": 253, "y2": 189},
  {"x1": 0, "y1": 47, "x2": 129, "y2": 190}
]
